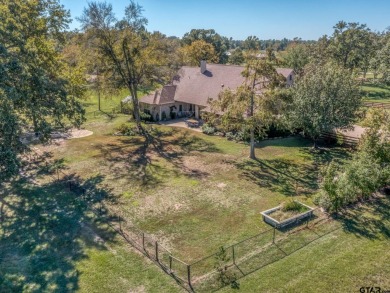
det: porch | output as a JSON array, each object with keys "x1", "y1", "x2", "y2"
[{"x1": 158, "y1": 118, "x2": 204, "y2": 132}]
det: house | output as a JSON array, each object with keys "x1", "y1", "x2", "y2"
[{"x1": 139, "y1": 61, "x2": 294, "y2": 121}]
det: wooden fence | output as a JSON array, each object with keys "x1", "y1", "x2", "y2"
[
  {"x1": 363, "y1": 102, "x2": 390, "y2": 109},
  {"x1": 319, "y1": 131, "x2": 360, "y2": 147}
]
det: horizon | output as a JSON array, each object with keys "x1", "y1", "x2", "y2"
[{"x1": 60, "y1": 0, "x2": 390, "y2": 40}]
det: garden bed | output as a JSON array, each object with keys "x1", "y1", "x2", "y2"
[{"x1": 261, "y1": 201, "x2": 315, "y2": 228}]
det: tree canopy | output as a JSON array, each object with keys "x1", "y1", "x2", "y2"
[
  {"x1": 209, "y1": 57, "x2": 287, "y2": 159},
  {"x1": 288, "y1": 62, "x2": 361, "y2": 147},
  {"x1": 0, "y1": 0, "x2": 85, "y2": 181}
]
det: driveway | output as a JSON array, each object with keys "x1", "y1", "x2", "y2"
[{"x1": 336, "y1": 125, "x2": 367, "y2": 139}]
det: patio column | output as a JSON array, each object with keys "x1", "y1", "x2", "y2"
[{"x1": 195, "y1": 105, "x2": 199, "y2": 119}]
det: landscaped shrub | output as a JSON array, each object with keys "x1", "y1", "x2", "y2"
[
  {"x1": 170, "y1": 112, "x2": 176, "y2": 119},
  {"x1": 140, "y1": 111, "x2": 153, "y2": 122},
  {"x1": 315, "y1": 108, "x2": 390, "y2": 213},
  {"x1": 116, "y1": 123, "x2": 137, "y2": 136},
  {"x1": 202, "y1": 124, "x2": 216, "y2": 135},
  {"x1": 161, "y1": 111, "x2": 167, "y2": 120}
]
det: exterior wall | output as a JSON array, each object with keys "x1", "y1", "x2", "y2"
[{"x1": 139, "y1": 102, "x2": 196, "y2": 121}]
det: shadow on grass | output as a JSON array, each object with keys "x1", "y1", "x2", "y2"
[
  {"x1": 95, "y1": 127, "x2": 220, "y2": 189},
  {"x1": 234, "y1": 158, "x2": 318, "y2": 197},
  {"x1": 0, "y1": 175, "x2": 117, "y2": 292},
  {"x1": 338, "y1": 193, "x2": 390, "y2": 240},
  {"x1": 235, "y1": 141, "x2": 350, "y2": 197}
]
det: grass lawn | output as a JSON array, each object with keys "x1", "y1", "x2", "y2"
[
  {"x1": 361, "y1": 82, "x2": 390, "y2": 103},
  {"x1": 1, "y1": 92, "x2": 389, "y2": 292}
]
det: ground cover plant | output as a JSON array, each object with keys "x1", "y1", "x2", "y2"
[{"x1": 269, "y1": 201, "x2": 310, "y2": 222}]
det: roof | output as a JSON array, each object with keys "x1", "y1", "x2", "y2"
[
  {"x1": 140, "y1": 64, "x2": 293, "y2": 107},
  {"x1": 139, "y1": 85, "x2": 176, "y2": 105}
]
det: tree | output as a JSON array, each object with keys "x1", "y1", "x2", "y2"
[
  {"x1": 283, "y1": 43, "x2": 310, "y2": 76},
  {"x1": 228, "y1": 48, "x2": 244, "y2": 65},
  {"x1": 182, "y1": 29, "x2": 229, "y2": 64},
  {"x1": 288, "y1": 63, "x2": 361, "y2": 148},
  {"x1": 328, "y1": 21, "x2": 372, "y2": 72},
  {"x1": 210, "y1": 57, "x2": 287, "y2": 159},
  {"x1": 179, "y1": 40, "x2": 218, "y2": 66},
  {"x1": 316, "y1": 108, "x2": 390, "y2": 213},
  {"x1": 242, "y1": 35, "x2": 261, "y2": 51},
  {"x1": 0, "y1": 0, "x2": 85, "y2": 181},
  {"x1": 79, "y1": 1, "x2": 165, "y2": 127}
]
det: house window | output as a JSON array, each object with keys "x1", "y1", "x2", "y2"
[
  {"x1": 179, "y1": 105, "x2": 182, "y2": 112},
  {"x1": 189, "y1": 104, "x2": 192, "y2": 111},
  {"x1": 289, "y1": 75, "x2": 292, "y2": 81}
]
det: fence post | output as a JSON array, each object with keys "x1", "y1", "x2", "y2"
[
  {"x1": 142, "y1": 233, "x2": 145, "y2": 251},
  {"x1": 169, "y1": 255, "x2": 173, "y2": 272},
  {"x1": 232, "y1": 245, "x2": 236, "y2": 265},
  {"x1": 273, "y1": 227, "x2": 276, "y2": 244},
  {"x1": 187, "y1": 264, "x2": 192, "y2": 289},
  {"x1": 118, "y1": 215, "x2": 122, "y2": 232},
  {"x1": 155, "y1": 241, "x2": 159, "y2": 262}
]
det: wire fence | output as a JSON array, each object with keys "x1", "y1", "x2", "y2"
[{"x1": 21, "y1": 149, "x2": 342, "y2": 292}]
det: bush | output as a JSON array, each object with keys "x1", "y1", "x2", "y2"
[
  {"x1": 281, "y1": 201, "x2": 307, "y2": 213},
  {"x1": 140, "y1": 111, "x2": 153, "y2": 122},
  {"x1": 161, "y1": 111, "x2": 167, "y2": 120},
  {"x1": 116, "y1": 123, "x2": 137, "y2": 136},
  {"x1": 202, "y1": 124, "x2": 216, "y2": 135},
  {"x1": 170, "y1": 112, "x2": 176, "y2": 119}
]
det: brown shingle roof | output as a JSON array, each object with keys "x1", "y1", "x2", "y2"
[
  {"x1": 139, "y1": 85, "x2": 176, "y2": 105},
  {"x1": 140, "y1": 64, "x2": 293, "y2": 107}
]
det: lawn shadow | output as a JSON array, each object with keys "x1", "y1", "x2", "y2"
[
  {"x1": 234, "y1": 158, "x2": 318, "y2": 197},
  {"x1": 338, "y1": 193, "x2": 390, "y2": 240},
  {"x1": 94, "y1": 128, "x2": 220, "y2": 189},
  {"x1": 0, "y1": 175, "x2": 117, "y2": 292}
]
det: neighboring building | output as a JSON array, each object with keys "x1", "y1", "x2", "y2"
[{"x1": 139, "y1": 61, "x2": 294, "y2": 121}]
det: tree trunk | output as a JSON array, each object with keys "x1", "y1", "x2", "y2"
[
  {"x1": 98, "y1": 89, "x2": 101, "y2": 111},
  {"x1": 128, "y1": 83, "x2": 142, "y2": 131},
  {"x1": 313, "y1": 137, "x2": 318, "y2": 149},
  {"x1": 249, "y1": 128, "x2": 256, "y2": 159}
]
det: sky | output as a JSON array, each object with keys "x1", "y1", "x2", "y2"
[{"x1": 60, "y1": 0, "x2": 390, "y2": 40}]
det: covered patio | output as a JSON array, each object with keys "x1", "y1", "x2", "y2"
[{"x1": 158, "y1": 118, "x2": 203, "y2": 132}]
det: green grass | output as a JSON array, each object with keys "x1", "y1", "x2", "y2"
[
  {"x1": 221, "y1": 195, "x2": 390, "y2": 293},
  {"x1": 0, "y1": 178, "x2": 181, "y2": 292},
  {"x1": 1, "y1": 90, "x2": 389, "y2": 292},
  {"x1": 361, "y1": 82, "x2": 390, "y2": 103}
]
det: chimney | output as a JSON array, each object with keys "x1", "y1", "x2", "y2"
[{"x1": 200, "y1": 60, "x2": 206, "y2": 74}]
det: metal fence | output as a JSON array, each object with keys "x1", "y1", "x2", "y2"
[{"x1": 22, "y1": 150, "x2": 341, "y2": 292}]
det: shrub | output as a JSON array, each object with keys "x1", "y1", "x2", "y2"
[
  {"x1": 161, "y1": 111, "x2": 167, "y2": 120},
  {"x1": 116, "y1": 123, "x2": 136, "y2": 136},
  {"x1": 140, "y1": 112, "x2": 153, "y2": 122},
  {"x1": 202, "y1": 124, "x2": 216, "y2": 135},
  {"x1": 170, "y1": 112, "x2": 176, "y2": 119},
  {"x1": 281, "y1": 201, "x2": 307, "y2": 213}
]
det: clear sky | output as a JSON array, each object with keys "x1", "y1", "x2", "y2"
[{"x1": 60, "y1": 0, "x2": 390, "y2": 40}]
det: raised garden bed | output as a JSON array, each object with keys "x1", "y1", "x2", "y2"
[{"x1": 260, "y1": 201, "x2": 315, "y2": 228}]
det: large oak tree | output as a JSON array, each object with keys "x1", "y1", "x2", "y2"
[{"x1": 0, "y1": 0, "x2": 85, "y2": 180}]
